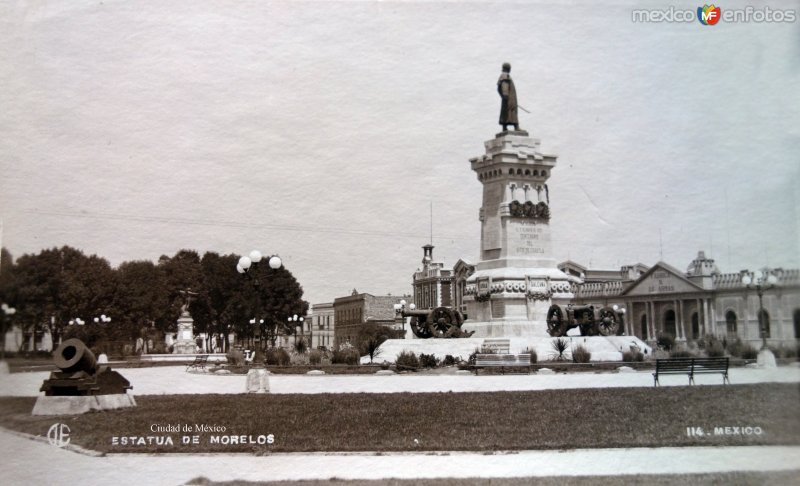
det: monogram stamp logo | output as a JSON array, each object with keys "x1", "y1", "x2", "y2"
[{"x1": 47, "y1": 423, "x2": 71, "y2": 448}]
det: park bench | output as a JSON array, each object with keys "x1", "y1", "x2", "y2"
[
  {"x1": 186, "y1": 354, "x2": 208, "y2": 372},
  {"x1": 473, "y1": 338, "x2": 531, "y2": 375},
  {"x1": 474, "y1": 354, "x2": 532, "y2": 375},
  {"x1": 653, "y1": 357, "x2": 730, "y2": 386}
]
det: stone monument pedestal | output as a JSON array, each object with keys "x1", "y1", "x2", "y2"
[
  {"x1": 757, "y1": 348, "x2": 777, "y2": 368},
  {"x1": 463, "y1": 131, "x2": 575, "y2": 337},
  {"x1": 173, "y1": 314, "x2": 197, "y2": 354}
]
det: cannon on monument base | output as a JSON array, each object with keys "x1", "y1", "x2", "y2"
[
  {"x1": 397, "y1": 306, "x2": 474, "y2": 339},
  {"x1": 546, "y1": 304, "x2": 625, "y2": 337},
  {"x1": 33, "y1": 338, "x2": 135, "y2": 415}
]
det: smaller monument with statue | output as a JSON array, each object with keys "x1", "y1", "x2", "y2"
[{"x1": 173, "y1": 288, "x2": 199, "y2": 354}]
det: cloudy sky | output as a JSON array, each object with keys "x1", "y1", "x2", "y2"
[{"x1": 1, "y1": 0, "x2": 798, "y2": 305}]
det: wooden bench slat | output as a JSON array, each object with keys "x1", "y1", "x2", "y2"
[{"x1": 653, "y1": 357, "x2": 729, "y2": 386}]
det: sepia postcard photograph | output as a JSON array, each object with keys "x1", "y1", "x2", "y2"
[{"x1": 0, "y1": 1, "x2": 798, "y2": 485}]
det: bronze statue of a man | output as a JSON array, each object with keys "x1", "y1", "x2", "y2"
[{"x1": 497, "y1": 63, "x2": 519, "y2": 131}]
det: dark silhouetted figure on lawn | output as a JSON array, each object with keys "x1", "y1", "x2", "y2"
[{"x1": 498, "y1": 63, "x2": 519, "y2": 132}]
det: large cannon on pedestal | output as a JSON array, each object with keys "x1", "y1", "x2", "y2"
[
  {"x1": 40, "y1": 338, "x2": 132, "y2": 396},
  {"x1": 546, "y1": 304, "x2": 625, "y2": 337},
  {"x1": 396, "y1": 305, "x2": 474, "y2": 339}
]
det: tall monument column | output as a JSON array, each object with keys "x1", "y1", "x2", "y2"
[{"x1": 464, "y1": 130, "x2": 575, "y2": 337}]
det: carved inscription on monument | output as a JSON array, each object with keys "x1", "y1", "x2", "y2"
[{"x1": 510, "y1": 220, "x2": 546, "y2": 257}]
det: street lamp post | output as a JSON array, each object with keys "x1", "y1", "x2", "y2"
[
  {"x1": 236, "y1": 251, "x2": 283, "y2": 285},
  {"x1": 742, "y1": 270, "x2": 779, "y2": 369},
  {"x1": 741, "y1": 270, "x2": 778, "y2": 350},
  {"x1": 236, "y1": 250, "x2": 283, "y2": 350},
  {"x1": 249, "y1": 317, "x2": 264, "y2": 350},
  {"x1": 287, "y1": 314, "x2": 304, "y2": 348},
  {"x1": 393, "y1": 300, "x2": 416, "y2": 335}
]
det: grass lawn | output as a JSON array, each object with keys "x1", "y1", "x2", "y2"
[{"x1": 0, "y1": 384, "x2": 797, "y2": 454}]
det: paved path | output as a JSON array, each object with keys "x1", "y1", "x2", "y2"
[
  {"x1": 1, "y1": 429, "x2": 799, "y2": 485},
  {"x1": 2, "y1": 365, "x2": 799, "y2": 396}
]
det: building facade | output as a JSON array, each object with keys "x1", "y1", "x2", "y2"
[
  {"x1": 443, "y1": 250, "x2": 800, "y2": 348},
  {"x1": 309, "y1": 302, "x2": 334, "y2": 350},
  {"x1": 333, "y1": 290, "x2": 408, "y2": 348},
  {"x1": 568, "y1": 251, "x2": 800, "y2": 348}
]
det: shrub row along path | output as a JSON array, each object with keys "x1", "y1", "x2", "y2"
[{"x1": 1, "y1": 364, "x2": 799, "y2": 396}]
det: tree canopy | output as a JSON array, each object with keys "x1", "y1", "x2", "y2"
[{"x1": 0, "y1": 246, "x2": 309, "y2": 354}]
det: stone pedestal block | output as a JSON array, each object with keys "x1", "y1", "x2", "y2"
[
  {"x1": 246, "y1": 368, "x2": 270, "y2": 393},
  {"x1": 173, "y1": 315, "x2": 197, "y2": 354},
  {"x1": 32, "y1": 394, "x2": 137, "y2": 416}
]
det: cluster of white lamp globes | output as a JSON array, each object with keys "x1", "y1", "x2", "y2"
[
  {"x1": 69, "y1": 315, "x2": 111, "y2": 326},
  {"x1": 1, "y1": 303, "x2": 16, "y2": 317},
  {"x1": 741, "y1": 270, "x2": 778, "y2": 287},
  {"x1": 236, "y1": 250, "x2": 282, "y2": 274},
  {"x1": 393, "y1": 300, "x2": 416, "y2": 314},
  {"x1": 612, "y1": 304, "x2": 626, "y2": 315}
]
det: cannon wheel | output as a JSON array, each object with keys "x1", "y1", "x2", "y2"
[
  {"x1": 598, "y1": 307, "x2": 622, "y2": 336},
  {"x1": 428, "y1": 307, "x2": 460, "y2": 338},
  {"x1": 546, "y1": 305, "x2": 565, "y2": 337},
  {"x1": 410, "y1": 316, "x2": 433, "y2": 339}
]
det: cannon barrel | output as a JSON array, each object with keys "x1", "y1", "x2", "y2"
[
  {"x1": 399, "y1": 309, "x2": 433, "y2": 318},
  {"x1": 53, "y1": 338, "x2": 98, "y2": 374}
]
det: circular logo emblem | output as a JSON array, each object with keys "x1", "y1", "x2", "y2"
[{"x1": 47, "y1": 423, "x2": 71, "y2": 448}]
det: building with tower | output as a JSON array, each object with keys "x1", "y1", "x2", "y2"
[{"x1": 412, "y1": 245, "x2": 454, "y2": 310}]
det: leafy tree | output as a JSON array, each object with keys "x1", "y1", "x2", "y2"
[
  {"x1": 246, "y1": 260, "x2": 309, "y2": 350},
  {"x1": 0, "y1": 248, "x2": 17, "y2": 358},
  {"x1": 197, "y1": 252, "x2": 248, "y2": 352},
  {"x1": 113, "y1": 260, "x2": 170, "y2": 343},
  {"x1": 11, "y1": 246, "x2": 116, "y2": 348}
]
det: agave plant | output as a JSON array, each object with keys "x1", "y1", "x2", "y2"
[{"x1": 551, "y1": 337, "x2": 570, "y2": 361}]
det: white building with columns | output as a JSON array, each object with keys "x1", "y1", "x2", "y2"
[{"x1": 567, "y1": 251, "x2": 800, "y2": 348}]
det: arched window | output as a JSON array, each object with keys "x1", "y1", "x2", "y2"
[
  {"x1": 664, "y1": 309, "x2": 677, "y2": 337},
  {"x1": 640, "y1": 314, "x2": 648, "y2": 340},
  {"x1": 725, "y1": 310, "x2": 737, "y2": 335},
  {"x1": 691, "y1": 312, "x2": 700, "y2": 339},
  {"x1": 759, "y1": 309, "x2": 771, "y2": 339},
  {"x1": 794, "y1": 309, "x2": 800, "y2": 339}
]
